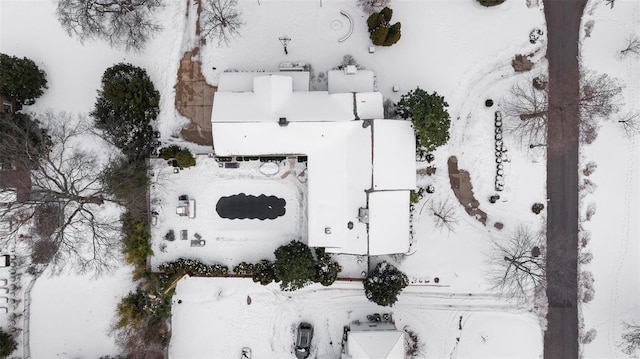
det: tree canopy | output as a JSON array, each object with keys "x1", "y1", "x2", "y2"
[
  {"x1": 0, "y1": 112, "x2": 51, "y2": 169},
  {"x1": 91, "y1": 63, "x2": 159, "y2": 160},
  {"x1": 274, "y1": 240, "x2": 316, "y2": 291},
  {"x1": 0, "y1": 53, "x2": 48, "y2": 106},
  {"x1": 397, "y1": 87, "x2": 451, "y2": 153},
  {"x1": 0, "y1": 329, "x2": 17, "y2": 357},
  {"x1": 363, "y1": 261, "x2": 408, "y2": 306},
  {"x1": 56, "y1": 0, "x2": 163, "y2": 51}
]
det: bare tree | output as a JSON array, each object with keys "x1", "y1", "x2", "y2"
[
  {"x1": 200, "y1": 0, "x2": 244, "y2": 45},
  {"x1": 620, "y1": 322, "x2": 640, "y2": 356},
  {"x1": 503, "y1": 72, "x2": 623, "y2": 145},
  {"x1": 487, "y1": 226, "x2": 545, "y2": 301},
  {"x1": 620, "y1": 34, "x2": 640, "y2": 58},
  {"x1": 357, "y1": 0, "x2": 390, "y2": 14},
  {"x1": 429, "y1": 199, "x2": 458, "y2": 233},
  {"x1": 0, "y1": 112, "x2": 123, "y2": 274},
  {"x1": 503, "y1": 79, "x2": 548, "y2": 145},
  {"x1": 618, "y1": 111, "x2": 640, "y2": 137},
  {"x1": 56, "y1": 0, "x2": 163, "y2": 51}
]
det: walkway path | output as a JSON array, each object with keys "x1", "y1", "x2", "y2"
[{"x1": 543, "y1": 0, "x2": 586, "y2": 357}]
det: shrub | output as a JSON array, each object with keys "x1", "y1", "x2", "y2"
[
  {"x1": 0, "y1": 53, "x2": 48, "y2": 106},
  {"x1": 366, "y1": 7, "x2": 401, "y2": 47},
  {"x1": 364, "y1": 261, "x2": 409, "y2": 306},
  {"x1": 477, "y1": 0, "x2": 506, "y2": 6},
  {"x1": 489, "y1": 194, "x2": 500, "y2": 203},
  {"x1": 159, "y1": 145, "x2": 195, "y2": 168},
  {"x1": 122, "y1": 213, "x2": 153, "y2": 272},
  {"x1": 158, "y1": 258, "x2": 229, "y2": 277},
  {"x1": 274, "y1": 240, "x2": 316, "y2": 291},
  {"x1": 115, "y1": 288, "x2": 150, "y2": 329},
  {"x1": 314, "y1": 248, "x2": 342, "y2": 286},
  {"x1": 0, "y1": 329, "x2": 17, "y2": 358},
  {"x1": 252, "y1": 259, "x2": 276, "y2": 285},
  {"x1": 233, "y1": 261, "x2": 255, "y2": 275},
  {"x1": 532, "y1": 202, "x2": 545, "y2": 214}
]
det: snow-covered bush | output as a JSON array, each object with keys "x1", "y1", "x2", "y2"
[
  {"x1": 252, "y1": 259, "x2": 276, "y2": 285},
  {"x1": 357, "y1": 0, "x2": 390, "y2": 14},
  {"x1": 531, "y1": 202, "x2": 545, "y2": 214},
  {"x1": 233, "y1": 261, "x2": 255, "y2": 275},
  {"x1": 158, "y1": 258, "x2": 229, "y2": 277},
  {"x1": 314, "y1": 248, "x2": 342, "y2": 286},
  {"x1": 364, "y1": 261, "x2": 409, "y2": 306}
]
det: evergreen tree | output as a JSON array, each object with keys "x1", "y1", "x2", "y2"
[
  {"x1": 91, "y1": 63, "x2": 159, "y2": 160},
  {"x1": 274, "y1": 240, "x2": 316, "y2": 291},
  {"x1": 366, "y1": 7, "x2": 401, "y2": 47},
  {"x1": 363, "y1": 261, "x2": 408, "y2": 306},
  {"x1": 0, "y1": 329, "x2": 18, "y2": 358},
  {"x1": 397, "y1": 87, "x2": 451, "y2": 153},
  {"x1": 0, "y1": 53, "x2": 48, "y2": 106}
]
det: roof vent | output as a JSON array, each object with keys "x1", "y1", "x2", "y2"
[{"x1": 279, "y1": 117, "x2": 289, "y2": 127}]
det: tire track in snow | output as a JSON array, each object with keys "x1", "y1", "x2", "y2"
[{"x1": 606, "y1": 136, "x2": 637, "y2": 352}]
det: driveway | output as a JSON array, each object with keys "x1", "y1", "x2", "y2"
[{"x1": 543, "y1": 0, "x2": 587, "y2": 357}]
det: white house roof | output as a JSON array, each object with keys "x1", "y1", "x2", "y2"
[
  {"x1": 368, "y1": 191, "x2": 411, "y2": 256},
  {"x1": 356, "y1": 92, "x2": 384, "y2": 120},
  {"x1": 211, "y1": 74, "x2": 415, "y2": 255},
  {"x1": 218, "y1": 72, "x2": 310, "y2": 92},
  {"x1": 212, "y1": 91, "x2": 354, "y2": 123},
  {"x1": 328, "y1": 69, "x2": 375, "y2": 94},
  {"x1": 373, "y1": 120, "x2": 417, "y2": 190},
  {"x1": 345, "y1": 330, "x2": 405, "y2": 359}
]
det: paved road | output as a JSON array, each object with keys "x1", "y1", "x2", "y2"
[{"x1": 543, "y1": 0, "x2": 586, "y2": 358}]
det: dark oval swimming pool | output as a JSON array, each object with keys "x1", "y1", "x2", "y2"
[{"x1": 216, "y1": 193, "x2": 286, "y2": 220}]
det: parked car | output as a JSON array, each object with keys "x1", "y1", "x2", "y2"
[{"x1": 295, "y1": 322, "x2": 313, "y2": 359}]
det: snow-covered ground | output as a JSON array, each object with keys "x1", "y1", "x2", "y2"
[
  {"x1": 149, "y1": 156, "x2": 309, "y2": 271},
  {"x1": 0, "y1": 0, "x2": 558, "y2": 357},
  {"x1": 170, "y1": 277, "x2": 542, "y2": 358},
  {"x1": 579, "y1": 0, "x2": 640, "y2": 357},
  {"x1": 29, "y1": 266, "x2": 135, "y2": 358}
]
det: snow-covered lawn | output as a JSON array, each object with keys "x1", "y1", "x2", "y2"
[
  {"x1": 29, "y1": 266, "x2": 135, "y2": 358},
  {"x1": 170, "y1": 277, "x2": 542, "y2": 359},
  {"x1": 579, "y1": 0, "x2": 640, "y2": 356}
]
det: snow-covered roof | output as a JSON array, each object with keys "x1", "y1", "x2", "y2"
[
  {"x1": 218, "y1": 71, "x2": 310, "y2": 92},
  {"x1": 212, "y1": 74, "x2": 415, "y2": 255},
  {"x1": 344, "y1": 330, "x2": 406, "y2": 359},
  {"x1": 328, "y1": 69, "x2": 375, "y2": 94},
  {"x1": 212, "y1": 91, "x2": 354, "y2": 123},
  {"x1": 373, "y1": 120, "x2": 417, "y2": 190},
  {"x1": 356, "y1": 92, "x2": 384, "y2": 120},
  {"x1": 368, "y1": 191, "x2": 411, "y2": 256}
]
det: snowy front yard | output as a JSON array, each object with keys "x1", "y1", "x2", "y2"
[{"x1": 170, "y1": 277, "x2": 542, "y2": 358}]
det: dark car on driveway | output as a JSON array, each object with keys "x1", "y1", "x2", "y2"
[{"x1": 295, "y1": 322, "x2": 313, "y2": 359}]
